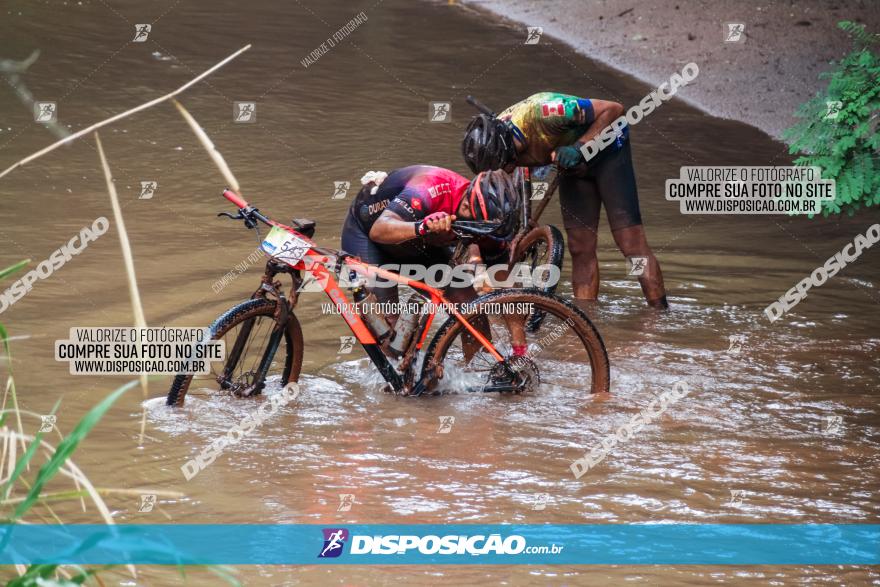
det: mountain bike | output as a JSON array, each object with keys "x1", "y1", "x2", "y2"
[{"x1": 165, "y1": 190, "x2": 610, "y2": 406}]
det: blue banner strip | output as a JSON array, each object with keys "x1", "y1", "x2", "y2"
[{"x1": 0, "y1": 524, "x2": 877, "y2": 565}]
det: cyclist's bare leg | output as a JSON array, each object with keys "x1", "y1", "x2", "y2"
[
  {"x1": 611, "y1": 224, "x2": 668, "y2": 308},
  {"x1": 503, "y1": 312, "x2": 527, "y2": 351},
  {"x1": 565, "y1": 227, "x2": 600, "y2": 300},
  {"x1": 444, "y1": 284, "x2": 487, "y2": 361},
  {"x1": 460, "y1": 250, "x2": 525, "y2": 356},
  {"x1": 445, "y1": 282, "x2": 477, "y2": 307},
  {"x1": 482, "y1": 267, "x2": 527, "y2": 351},
  {"x1": 372, "y1": 283, "x2": 401, "y2": 328}
]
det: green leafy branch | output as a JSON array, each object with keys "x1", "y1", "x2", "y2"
[{"x1": 784, "y1": 21, "x2": 880, "y2": 216}]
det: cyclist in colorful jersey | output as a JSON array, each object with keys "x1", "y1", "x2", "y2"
[
  {"x1": 341, "y1": 165, "x2": 517, "y2": 306},
  {"x1": 462, "y1": 92, "x2": 668, "y2": 309}
]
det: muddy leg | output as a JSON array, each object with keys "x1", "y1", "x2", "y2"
[
  {"x1": 611, "y1": 224, "x2": 668, "y2": 308},
  {"x1": 566, "y1": 227, "x2": 600, "y2": 300}
]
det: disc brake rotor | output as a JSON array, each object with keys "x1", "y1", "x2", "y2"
[
  {"x1": 220, "y1": 370, "x2": 259, "y2": 397},
  {"x1": 489, "y1": 357, "x2": 541, "y2": 393}
]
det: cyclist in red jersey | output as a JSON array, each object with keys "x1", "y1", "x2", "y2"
[{"x1": 341, "y1": 165, "x2": 517, "y2": 310}]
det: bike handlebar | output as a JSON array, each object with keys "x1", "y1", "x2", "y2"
[
  {"x1": 222, "y1": 189, "x2": 249, "y2": 209},
  {"x1": 451, "y1": 220, "x2": 504, "y2": 238},
  {"x1": 219, "y1": 188, "x2": 271, "y2": 228},
  {"x1": 220, "y1": 189, "x2": 504, "y2": 242},
  {"x1": 465, "y1": 95, "x2": 496, "y2": 118}
]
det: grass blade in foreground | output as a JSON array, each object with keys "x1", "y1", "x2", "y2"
[
  {"x1": 9, "y1": 380, "x2": 138, "y2": 521},
  {"x1": 0, "y1": 260, "x2": 29, "y2": 283},
  {"x1": 0, "y1": 260, "x2": 31, "y2": 461},
  {"x1": 94, "y1": 132, "x2": 149, "y2": 443}
]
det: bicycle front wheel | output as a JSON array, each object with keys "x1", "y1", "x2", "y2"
[
  {"x1": 165, "y1": 298, "x2": 303, "y2": 406},
  {"x1": 421, "y1": 290, "x2": 609, "y2": 396}
]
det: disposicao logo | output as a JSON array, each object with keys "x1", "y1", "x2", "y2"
[
  {"x1": 318, "y1": 528, "x2": 349, "y2": 558},
  {"x1": 317, "y1": 529, "x2": 561, "y2": 559}
]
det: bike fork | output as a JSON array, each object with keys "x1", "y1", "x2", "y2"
[
  {"x1": 252, "y1": 290, "x2": 293, "y2": 394},
  {"x1": 253, "y1": 324, "x2": 285, "y2": 394},
  {"x1": 220, "y1": 317, "x2": 257, "y2": 389}
]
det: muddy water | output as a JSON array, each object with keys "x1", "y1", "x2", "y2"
[{"x1": 1, "y1": 0, "x2": 879, "y2": 584}]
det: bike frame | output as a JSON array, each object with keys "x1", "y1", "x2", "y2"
[
  {"x1": 505, "y1": 166, "x2": 561, "y2": 266},
  {"x1": 222, "y1": 190, "x2": 504, "y2": 394},
  {"x1": 522, "y1": 165, "x2": 560, "y2": 228}
]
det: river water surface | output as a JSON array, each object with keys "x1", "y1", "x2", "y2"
[{"x1": 0, "y1": 0, "x2": 878, "y2": 585}]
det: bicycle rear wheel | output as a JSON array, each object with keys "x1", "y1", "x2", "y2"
[
  {"x1": 421, "y1": 289, "x2": 609, "y2": 396},
  {"x1": 165, "y1": 298, "x2": 303, "y2": 406},
  {"x1": 512, "y1": 224, "x2": 564, "y2": 331},
  {"x1": 513, "y1": 224, "x2": 564, "y2": 294}
]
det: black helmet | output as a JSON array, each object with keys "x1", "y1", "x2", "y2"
[
  {"x1": 462, "y1": 114, "x2": 518, "y2": 173},
  {"x1": 464, "y1": 170, "x2": 520, "y2": 238}
]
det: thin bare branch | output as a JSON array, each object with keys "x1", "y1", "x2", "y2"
[
  {"x1": 173, "y1": 99, "x2": 241, "y2": 194},
  {"x1": 0, "y1": 50, "x2": 40, "y2": 74},
  {"x1": 0, "y1": 44, "x2": 251, "y2": 180}
]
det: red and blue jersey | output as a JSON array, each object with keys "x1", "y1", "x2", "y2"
[{"x1": 351, "y1": 165, "x2": 470, "y2": 233}]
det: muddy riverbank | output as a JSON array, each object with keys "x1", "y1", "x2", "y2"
[{"x1": 458, "y1": 0, "x2": 880, "y2": 141}]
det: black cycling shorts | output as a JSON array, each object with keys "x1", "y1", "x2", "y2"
[
  {"x1": 340, "y1": 213, "x2": 453, "y2": 303},
  {"x1": 558, "y1": 139, "x2": 642, "y2": 233},
  {"x1": 341, "y1": 213, "x2": 453, "y2": 266}
]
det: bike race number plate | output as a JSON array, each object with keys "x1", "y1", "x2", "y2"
[{"x1": 261, "y1": 225, "x2": 311, "y2": 265}]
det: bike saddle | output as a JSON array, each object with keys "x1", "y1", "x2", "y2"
[{"x1": 291, "y1": 218, "x2": 316, "y2": 238}]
